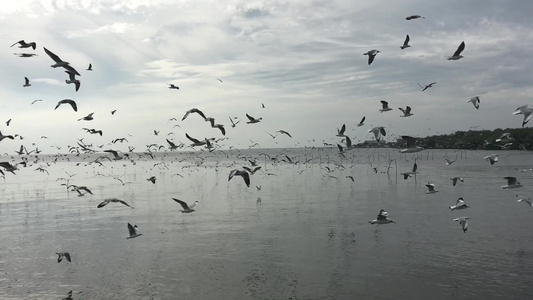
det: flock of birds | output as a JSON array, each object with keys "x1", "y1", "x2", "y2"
[{"x1": 3, "y1": 12, "x2": 533, "y2": 299}]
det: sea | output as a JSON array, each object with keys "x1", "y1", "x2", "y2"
[{"x1": 0, "y1": 147, "x2": 532, "y2": 300}]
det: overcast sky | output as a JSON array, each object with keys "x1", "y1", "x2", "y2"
[{"x1": 0, "y1": 0, "x2": 532, "y2": 153}]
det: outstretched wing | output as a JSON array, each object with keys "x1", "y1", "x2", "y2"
[{"x1": 453, "y1": 41, "x2": 465, "y2": 57}]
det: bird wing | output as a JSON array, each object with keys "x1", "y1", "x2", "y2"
[
  {"x1": 127, "y1": 223, "x2": 136, "y2": 236},
  {"x1": 191, "y1": 109, "x2": 206, "y2": 120},
  {"x1": 404, "y1": 34, "x2": 410, "y2": 45},
  {"x1": 379, "y1": 127, "x2": 386, "y2": 136},
  {"x1": 182, "y1": 111, "x2": 190, "y2": 121},
  {"x1": 172, "y1": 198, "x2": 189, "y2": 210},
  {"x1": 359, "y1": 116, "x2": 365, "y2": 125},
  {"x1": 345, "y1": 136, "x2": 352, "y2": 148},
  {"x1": 368, "y1": 54, "x2": 375, "y2": 65},
  {"x1": 240, "y1": 171, "x2": 250, "y2": 187},
  {"x1": 166, "y1": 139, "x2": 176, "y2": 147},
  {"x1": 97, "y1": 200, "x2": 109, "y2": 208},
  {"x1": 453, "y1": 41, "x2": 465, "y2": 57},
  {"x1": 412, "y1": 162, "x2": 417, "y2": 173},
  {"x1": 43, "y1": 47, "x2": 63, "y2": 63},
  {"x1": 64, "y1": 253, "x2": 71, "y2": 262},
  {"x1": 406, "y1": 106, "x2": 411, "y2": 114},
  {"x1": 380, "y1": 100, "x2": 389, "y2": 109},
  {"x1": 216, "y1": 125, "x2": 226, "y2": 136},
  {"x1": 337, "y1": 144, "x2": 343, "y2": 153},
  {"x1": 11, "y1": 40, "x2": 23, "y2": 47},
  {"x1": 185, "y1": 133, "x2": 201, "y2": 144},
  {"x1": 505, "y1": 177, "x2": 517, "y2": 185},
  {"x1": 24, "y1": 77, "x2": 29, "y2": 84},
  {"x1": 246, "y1": 114, "x2": 256, "y2": 121},
  {"x1": 426, "y1": 184, "x2": 435, "y2": 191},
  {"x1": 339, "y1": 124, "x2": 346, "y2": 135},
  {"x1": 401, "y1": 136, "x2": 416, "y2": 148}
]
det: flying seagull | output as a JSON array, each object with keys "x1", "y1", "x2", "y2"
[
  {"x1": 379, "y1": 100, "x2": 392, "y2": 112},
  {"x1": 400, "y1": 35, "x2": 410, "y2": 49},
  {"x1": 172, "y1": 198, "x2": 199, "y2": 213},
  {"x1": 246, "y1": 114, "x2": 262, "y2": 124},
  {"x1": 78, "y1": 112, "x2": 94, "y2": 121},
  {"x1": 228, "y1": 169, "x2": 250, "y2": 187},
  {"x1": 453, "y1": 217, "x2": 470, "y2": 233},
  {"x1": 369, "y1": 126, "x2": 386, "y2": 142},
  {"x1": 11, "y1": 40, "x2": 36, "y2": 49},
  {"x1": 425, "y1": 182, "x2": 439, "y2": 194},
  {"x1": 127, "y1": 223, "x2": 142, "y2": 239},
  {"x1": 43, "y1": 47, "x2": 81, "y2": 76},
  {"x1": 468, "y1": 96, "x2": 480, "y2": 109},
  {"x1": 502, "y1": 177, "x2": 522, "y2": 189},
  {"x1": 86, "y1": 63, "x2": 92, "y2": 71},
  {"x1": 168, "y1": 84, "x2": 179, "y2": 89},
  {"x1": 277, "y1": 130, "x2": 292, "y2": 138},
  {"x1": 97, "y1": 198, "x2": 133, "y2": 209},
  {"x1": 23, "y1": 77, "x2": 31, "y2": 87},
  {"x1": 104, "y1": 149, "x2": 123, "y2": 160},
  {"x1": 56, "y1": 252, "x2": 71, "y2": 263},
  {"x1": 399, "y1": 106, "x2": 413, "y2": 117},
  {"x1": 182, "y1": 108, "x2": 206, "y2": 121},
  {"x1": 363, "y1": 49, "x2": 380, "y2": 65},
  {"x1": 444, "y1": 156, "x2": 456, "y2": 165},
  {"x1": 357, "y1": 116, "x2": 365, "y2": 127},
  {"x1": 185, "y1": 133, "x2": 207, "y2": 147},
  {"x1": 406, "y1": 15, "x2": 424, "y2": 20},
  {"x1": 513, "y1": 105, "x2": 533, "y2": 128},
  {"x1": 369, "y1": 209, "x2": 395, "y2": 224},
  {"x1": 400, "y1": 136, "x2": 423, "y2": 153},
  {"x1": 54, "y1": 99, "x2": 77, "y2": 112},
  {"x1": 449, "y1": 197, "x2": 469, "y2": 211},
  {"x1": 65, "y1": 71, "x2": 80, "y2": 92},
  {"x1": 418, "y1": 82, "x2": 436, "y2": 91},
  {"x1": 400, "y1": 161, "x2": 418, "y2": 179},
  {"x1": 229, "y1": 117, "x2": 240, "y2": 128},
  {"x1": 516, "y1": 194, "x2": 533, "y2": 208},
  {"x1": 450, "y1": 177, "x2": 464, "y2": 186},
  {"x1": 14, "y1": 53, "x2": 38, "y2": 57},
  {"x1": 336, "y1": 124, "x2": 346, "y2": 137},
  {"x1": 0, "y1": 131, "x2": 15, "y2": 142},
  {"x1": 447, "y1": 41, "x2": 465, "y2": 60},
  {"x1": 484, "y1": 154, "x2": 498, "y2": 165}
]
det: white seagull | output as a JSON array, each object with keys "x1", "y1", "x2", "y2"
[
  {"x1": 400, "y1": 35, "x2": 411, "y2": 49},
  {"x1": 336, "y1": 124, "x2": 346, "y2": 137},
  {"x1": 363, "y1": 49, "x2": 380, "y2": 65},
  {"x1": 229, "y1": 169, "x2": 250, "y2": 187},
  {"x1": 369, "y1": 209, "x2": 395, "y2": 224},
  {"x1": 513, "y1": 105, "x2": 533, "y2": 128},
  {"x1": 97, "y1": 198, "x2": 133, "y2": 209},
  {"x1": 516, "y1": 194, "x2": 533, "y2": 208},
  {"x1": 379, "y1": 100, "x2": 393, "y2": 112},
  {"x1": 468, "y1": 96, "x2": 480, "y2": 109},
  {"x1": 501, "y1": 177, "x2": 522, "y2": 189},
  {"x1": 450, "y1": 177, "x2": 464, "y2": 186},
  {"x1": 400, "y1": 136, "x2": 424, "y2": 153},
  {"x1": 453, "y1": 217, "x2": 470, "y2": 233},
  {"x1": 425, "y1": 182, "x2": 439, "y2": 194},
  {"x1": 400, "y1": 161, "x2": 418, "y2": 179},
  {"x1": 447, "y1": 41, "x2": 465, "y2": 60},
  {"x1": 484, "y1": 154, "x2": 498, "y2": 165},
  {"x1": 369, "y1": 126, "x2": 386, "y2": 142},
  {"x1": 399, "y1": 106, "x2": 413, "y2": 117},
  {"x1": 127, "y1": 223, "x2": 142, "y2": 239},
  {"x1": 449, "y1": 197, "x2": 469, "y2": 211},
  {"x1": 495, "y1": 132, "x2": 514, "y2": 143},
  {"x1": 172, "y1": 198, "x2": 199, "y2": 213}
]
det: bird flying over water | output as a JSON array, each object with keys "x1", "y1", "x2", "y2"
[
  {"x1": 400, "y1": 136, "x2": 423, "y2": 153},
  {"x1": 127, "y1": 223, "x2": 142, "y2": 239},
  {"x1": 502, "y1": 177, "x2": 522, "y2": 189},
  {"x1": 277, "y1": 130, "x2": 292, "y2": 138},
  {"x1": 449, "y1": 197, "x2": 469, "y2": 211},
  {"x1": 513, "y1": 105, "x2": 533, "y2": 128},
  {"x1": 56, "y1": 252, "x2": 71, "y2": 263},
  {"x1": 172, "y1": 198, "x2": 199, "y2": 213},
  {"x1": 453, "y1": 217, "x2": 470, "y2": 233},
  {"x1": 425, "y1": 182, "x2": 439, "y2": 194},
  {"x1": 98, "y1": 198, "x2": 133, "y2": 209},
  {"x1": 369, "y1": 209, "x2": 395, "y2": 224},
  {"x1": 229, "y1": 169, "x2": 250, "y2": 187}
]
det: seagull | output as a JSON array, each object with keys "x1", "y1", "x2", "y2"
[
  {"x1": 513, "y1": 105, "x2": 533, "y2": 128},
  {"x1": 78, "y1": 112, "x2": 94, "y2": 121},
  {"x1": 369, "y1": 209, "x2": 395, "y2": 224},
  {"x1": 6, "y1": 119, "x2": 11, "y2": 126},
  {"x1": 401, "y1": 161, "x2": 418, "y2": 179},
  {"x1": 86, "y1": 63, "x2": 92, "y2": 71},
  {"x1": 495, "y1": 132, "x2": 514, "y2": 143},
  {"x1": 468, "y1": 96, "x2": 480, "y2": 109},
  {"x1": 147, "y1": 176, "x2": 156, "y2": 184},
  {"x1": 168, "y1": 84, "x2": 179, "y2": 89},
  {"x1": 182, "y1": 108, "x2": 206, "y2": 121},
  {"x1": 406, "y1": 15, "x2": 424, "y2": 20},
  {"x1": 185, "y1": 133, "x2": 206, "y2": 147},
  {"x1": 484, "y1": 154, "x2": 498, "y2": 165},
  {"x1": 449, "y1": 197, "x2": 469, "y2": 211},
  {"x1": 54, "y1": 99, "x2": 77, "y2": 112},
  {"x1": 516, "y1": 194, "x2": 533, "y2": 208},
  {"x1": 418, "y1": 82, "x2": 436, "y2": 91},
  {"x1": 55, "y1": 252, "x2": 71, "y2": 263},
  {"x1": 346, "y1": 175, "x2": 354, "y2": 182},
  {"x1": 11, "y1": 40, "x2": 36, "y2": 50},
  {"x1": 23, "y1": 77, "x2": 31, "y2": 87},
  {"x1": 369, "y1": 126, "x2": 386, "y2": 142},
  {"x1": 502, "y1": 177, "x2": 522, "y2": 189},
  {"x1": 172, "y1": 198, "x2": 199, "y2": 213},
  {"x1": 166, "y1": 139, "x2": 179, "y2": 150},
  {"x1": 31, "y1": 99, "x2": 42, "y2": 105},
  {"x1": 65, "y1": 71, "x2": 80, "y2": 92},
  {"x1": 338, "y1": 136, "x2": 356, "y2": 152},
  {"x1": 127, "y1": 223, "x2": 142, "y2": 239},
  {"x1": 447, "y1": 41, "x2": 465, "y2": 60},
  {"x1": 0, "y1": 131, "x2": 15, "y2": 142},
  {"x1": 399, "y1": 106, "x2": 413, "y2": 117},
  {"x1": 444, "y1": 156, "x2": 456, "y2": 165},
  {"x1": 14, "y1": 53, "x2": 38, "y2": 57},
  {"x1": 43, "y1": 47, "x2": 80, "y2": 75},
  {"x1": 400, "y1": 34, "x2": 411, "y2": 49},
  {"x1": 357, "y1": 116, "x2": 365, "y2": 127},
  {"x1": 246, "y1": 114, "x2": 262, "y2": 124},
  {"x1": 229, "y1": 117, "x2": 240, "y2": 128},
  {"x1": 379, "y1": 100, "x2": 392, "y2": 112},
  {"x1": 228, "y1": 169, "x2": 250, "y2": 187},
  {"x1": 453, "y1": 217, "x2": 470, "y2": 233},
  {"x1": 425, "y1": 182, "x2": 439, "y2": 194},
  {"x1": 97, "y1": 198, "x2": 133, "y2": 209},
  {"x1": 277, "y1": 130, "x2": 292, "y2": 138},
  {"x1": 104, "y1": 149, "x2": 123, "y2": 160},
  {"x1": 217, "y1": 78, "x2": 223, "y2": 83},
  {"x1": 400, "y1": 136, "x2": 423, "y2": 153},
  {"x1": 363, "y1": 49, "x2": 380, "y2": 65},
  {"x1": 336, "y1": 124, "x2": 346, "y2": 137},
  {"x1": 450, "y1": 177, "x2": 464, "y2": 186}
]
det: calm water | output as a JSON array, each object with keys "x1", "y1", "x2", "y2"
[{"x1": 1, "y1": 148, "x2": 532, "y2": 299}]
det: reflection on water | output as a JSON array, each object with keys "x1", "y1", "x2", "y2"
[{"x1": 0, "y1": 148, "x2": 532, "y2": 299}]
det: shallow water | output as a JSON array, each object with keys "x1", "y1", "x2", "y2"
[{"x1": 1, "y1": 148, "x2": 533, "y2": 299}]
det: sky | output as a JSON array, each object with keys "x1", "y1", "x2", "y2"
[{"x1": 0, "y1": 0, "x2": 532, "y2": 154}]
